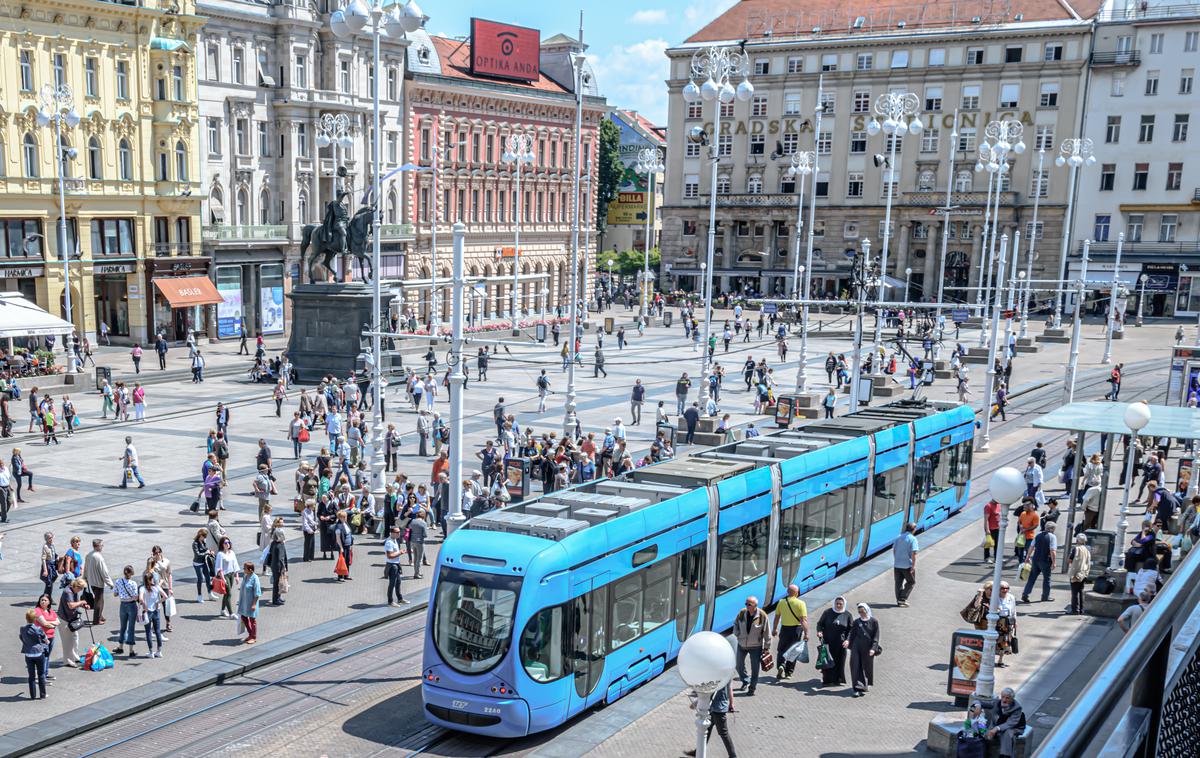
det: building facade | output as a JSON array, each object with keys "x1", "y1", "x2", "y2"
[
  {"x1": 0, "y1": 0, "x2": 205, "y2": 344},
  {"x1": 663, "y1": 0, "x2": 1100, "y2": 305},
  {"x1": 1070, "y1": 0, "x2": 1200, "y2": 318},
  {"x1": 196, "y1": 0, "x2": 414, "y2": 341},
  {"x1": 604, "y1": 109, "x2": 667, "y2": 256},
  {"x1": 401, "y1": 27, "x2": 605, "y2": 323}
]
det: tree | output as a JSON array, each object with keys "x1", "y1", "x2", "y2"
[
  {"x1": 596, "y1": 248, "x2": 660, "y2": 277},
  {"x1": 594, "y1": 119, "x2": 623, "y2": 249}
]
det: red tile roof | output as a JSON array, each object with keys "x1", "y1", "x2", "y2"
[
  {"x1": 685, "y1": 0, "x2": 1103, "y2": 44},
  {"x1": 426, "y1": 35, "x2": 571, "y2": 94}
]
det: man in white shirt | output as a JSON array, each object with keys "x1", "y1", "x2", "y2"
[
  {"x1": 383, "y1": 526, "x2": 408, "y2": 606},
  {"x1": 119, "y1": 436, "x2": 145, "y2": 488},
  {"x1": 613, "y1": 419, "x2": 627, "y2": 442},
  {"x1": 0, "y1": 460, "x2": 9, "y2": 522}
]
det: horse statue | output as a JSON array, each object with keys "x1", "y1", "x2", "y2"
[{"x1": 300, "y1": 205, "x2": 376, "y2": 284}]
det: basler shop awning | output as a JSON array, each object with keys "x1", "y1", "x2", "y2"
[{"x1": 152, "y1": 276, "x2": 224, "y2": 307}]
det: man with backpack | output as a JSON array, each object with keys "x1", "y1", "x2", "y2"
[{"x1": 536, "y1": 371, "x2": 551, "y2": 413}]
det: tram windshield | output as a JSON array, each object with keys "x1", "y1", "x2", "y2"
[{"x1": 432, "y1": 567, "x2": 522, "y2": 675}]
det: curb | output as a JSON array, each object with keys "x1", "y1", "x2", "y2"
[{"x1": 0, "y1": 598, "x2": 428, "y2": 757}]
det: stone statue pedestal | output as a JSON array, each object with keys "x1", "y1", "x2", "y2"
[{"x1": 287, "y1": 282, "x2": 394, "y2": 383}]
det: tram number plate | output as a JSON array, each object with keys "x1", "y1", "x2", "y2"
[{"x1": 452, "y1": 700, "x2": 469, "y2": 710}]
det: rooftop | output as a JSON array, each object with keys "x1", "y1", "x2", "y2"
[{"x1": 684, "y1": 0, "x2": 1103, "y2": 45}]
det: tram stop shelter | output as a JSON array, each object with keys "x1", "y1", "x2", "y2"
[{"x1": 1032, "y1": 401, "x2": 1200, "y2": 570}]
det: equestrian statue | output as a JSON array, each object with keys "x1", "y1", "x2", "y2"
[{"x1": 300, "y1": 189, "x2": 376, "y2": 284}]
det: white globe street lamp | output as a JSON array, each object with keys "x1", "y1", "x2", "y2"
[
  {"x1": 974, "y1": 120, "x2": 1025, "y2": 348},
  {"x1": 678, "y1": 631, "x2": 736, "y2": 758},
  {"x1": 1115, "y1": 401, "x2": 1152, "y2": 569},
  {"x1": 1051, "y1": 138, "x2": 1097, "y2": 329},
  {"x1": 501, "y1": 133, "x2": 535, "y2": 324},
  {"x1": 973, "y1": 466, "x2": 1026, "y2": 701},
  {"x1": 682, "y1": 44, "x2": 754, "y2": 409},
  {"x1": 635, "y1": 147, "x2": 665, "y2": 322},
  {"x1": 39, "y1": 83, "x2": 82, "y2": 371}
]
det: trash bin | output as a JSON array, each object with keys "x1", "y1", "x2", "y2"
[
  {"x1": 535, "y1": 323, "x2": 548, "y2": 343},
  {"x1": 604, "y1": 317, "x2": 615, "y2": 334},
  {"x1": 663, "y1": 311, "x2": 673, "y2": 327},
  {"x1": 656, "y1": 421, "x2": 676, "y2": 443},
  {"x1": 94, "y1": 366, "x2": 112, "y2": 390}
]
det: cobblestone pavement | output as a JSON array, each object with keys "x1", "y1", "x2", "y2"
[{"x1": 0, "y1": 312, "x2": 1178, "y2": 749}]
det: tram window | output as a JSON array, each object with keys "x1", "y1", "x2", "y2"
[
  {"x1": 610, "y1": 574, "x2": 644, "y2": 650},
  {"x1": 675, "y1": 545, "x2": 705, "y2": 641},
  {"x1": 872, "y1": 467, "x2": 907, "y2": 521},
  {"x1": 778, "y1": 506, "x2": 804, "y2": 582},
  {"x1": 949, "y1": 441, "x2": 973, "y2": 488},
  {"x1": 802, "y1": 497, "x2": 827, "y2": 551},
  {"x1": 520, "y1": 605, "x2": 567, "y2": 682},
  {"x1": 911, "y1": 450, "x2": 941, "y2": 506},
  {"x1": 716, "y1": 516, "x2": 769, "y2": 594},
  {"x1": 643, "y1": 561, "x2": 673, "y2": 632},
  {"x1": 825, "y1": 490, "x2": 845, "y2": 542}
]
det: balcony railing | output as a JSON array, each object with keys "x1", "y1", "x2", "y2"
[
  {"x1": 380, "y1": 223, "x2": 414, "y2": 238},
  {"x1": 901, "y1": 190, "x2": 1018, "y2": 207},
  {"x1": 150, "y1": 242, "x2": 197, "y2": 257},
  {"x1": 1098, "y1": 3, "x2": 1200, "y2": 22},
  {"x1": 54, "y1": 178, "x2": 87, "y2": 193},
  {"x1": 715, "y1": 193, "x2": 798, "y2": 208},
  {"x1": 1075, "y1": 240, "x2": 1200, "y2": 256},
  {"x1": 201, "y1": 225, "x2": 288, "y2": 241},
  {"x1": 1090, "y1": 50, "x2": 1141, "y2": 66}
]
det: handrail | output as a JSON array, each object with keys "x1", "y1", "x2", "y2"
[{"x1": 1035, "y1": 543, "x2": 1200, "y2": 756}]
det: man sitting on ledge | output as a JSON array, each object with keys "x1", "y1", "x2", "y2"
[{"x1": 986, "y1": 687, "x2": 1027, "y2": 758}]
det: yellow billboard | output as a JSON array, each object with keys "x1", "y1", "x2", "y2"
[{"x1": 607, "y1": 190, "x2": 651, "y2": 226}]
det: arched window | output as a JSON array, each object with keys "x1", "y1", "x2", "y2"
[
  {"x1": 88, "y1": 137, "x2": 103, "y2": 180},
  {"x1": 387, "y1": 190, "x2": 398, "y2": 224},
  {"x1": 175, "y1": 141, "x2": 188, "y2": 181},
  {"x1": 297, "y1": 190, "x2": 308, "y2": 224},
  {"x1": 746, "y1": 175, "x2": 763, "y2": 194},
  {"x1": 955, "y1": 170, "x2": 973, "y2": 192},
  {"x1": 716, "y1": 175, "x2": 731, "y2": 194},
  {"x1": 236, "y1": 188, "x2": 249, "y2": 225},
  {"x1": 23, "y1": 133, "x2": 38, "y2": 177},
  {"x1": 59, "y1": 137, "x2": 73, "y2": 178},
  {"x1": 259, "y1": 188, "x2": 270, "y2": 224},
  {"x1": 118, "y1": 139, "x2": 132, "y2": 180},
  {"x1": 209, "y1": 185, "x2": 224, "y2": 224},
  {"x1": 918, "y1": 169, "x2": 935, "y2": 192}
]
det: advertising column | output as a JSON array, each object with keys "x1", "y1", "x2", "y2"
[
  {"x1": 259, "y1": 263, "x2": 285, "y2": 335},
  {"x1": 215, "y1": 266, "x2": 244, "y2": 339}
]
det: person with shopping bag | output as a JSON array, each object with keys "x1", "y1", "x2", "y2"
[
  {"x1": 816, "y1": 596, "x2": 852, "y2": 686},
  {"x1": 771, "y1": 584, "x2": 808, "y2": 680},
  {"x1": 334, "y1": 510, "x2": 354, "y2": 581},
  {"x1": 236, "y1": 561, "x2": 261, "y2": 644}
]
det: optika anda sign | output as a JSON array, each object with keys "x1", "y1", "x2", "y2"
[{"x1": 470, "y1": 18, "x2": 540, "y2": 82}]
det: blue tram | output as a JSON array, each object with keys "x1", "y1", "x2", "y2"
[{"x1": 421, "y1": 400, "x2": 974, "y2": 737}]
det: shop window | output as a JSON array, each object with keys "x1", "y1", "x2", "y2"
[{"x1": 90, "y1": 218, "x2": 136, "y2": 256}]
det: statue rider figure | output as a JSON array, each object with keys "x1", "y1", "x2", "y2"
[{"x1": 321, "y1": 189, "x2": 350, "y2": 255}]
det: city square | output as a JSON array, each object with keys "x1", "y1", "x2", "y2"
[{"x1": 0, "y1": 0, "x2": 1198, "y2": 756}]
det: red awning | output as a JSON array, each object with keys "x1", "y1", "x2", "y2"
[{"x1": 152, "y1": 276, "x2": 223, "y2": 307}]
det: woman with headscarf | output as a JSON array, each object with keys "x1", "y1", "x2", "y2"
[
  {"x1": 845, "y1": 602, "x2": 880, "y2": 697},
  {"x1": 816, "y1": 596, "x2": 852, "y2": 686},
  {"x1": 993, "y1": 582, "x2": 1018, "y2": 667}
]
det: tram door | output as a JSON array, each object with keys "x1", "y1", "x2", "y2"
[{"x1": 569, "y1": 575, "x2": 608, "y2": 711}]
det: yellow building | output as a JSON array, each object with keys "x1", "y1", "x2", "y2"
[{"x1": 0, "y1": 0, "x2": 207, "y2": 344}]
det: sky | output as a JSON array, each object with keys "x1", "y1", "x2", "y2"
[{"x1": 421, "y1": 0, "x2": 738, "y2": 126}]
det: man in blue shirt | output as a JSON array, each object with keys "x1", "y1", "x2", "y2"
[{"x1": 892, "y1": 522, "x2": 919, "y2": 607}]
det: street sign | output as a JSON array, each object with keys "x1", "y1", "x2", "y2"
[
  {"x1": 761, "y1": 302, "x2": 778, "y2": 314},
  {"x1": 950, "y1": 308, "x2": 969, "y2": 323}
]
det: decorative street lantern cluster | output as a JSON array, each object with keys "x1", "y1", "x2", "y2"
[
  {"x1": 973, "y1": 120, "x2": 1026, "y2": 346},
  {"x1": 634, "y1": 146, "x2": 666, "y2": 320}
]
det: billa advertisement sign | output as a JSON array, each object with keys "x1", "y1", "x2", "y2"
[
  {"x1": 607, "y1": 191, "x2": 650, "y2": 226},
  {"x1": 470, "y1": 19, "x2": 540, "y2": 82},
  {"x1": 947, "y1": 629, "x2": 986, "y2": 697}
]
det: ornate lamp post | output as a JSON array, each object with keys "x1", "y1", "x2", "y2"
[
  {"x1": 1018, "y1": 145, "x2": 1047, "y2": 340},
  {"x1": 974, "y1": 120, "x2": 1025, "y2": 347},
  {"x1": 903, "y1": 266, "x2": 912, "y2": 302},
  {"x1": 1051, "y1": 138, "x2": 1097, "y2": 329},
  {"x1": 330, "y1": 0, "x2": 423, "y2": 500},
  {"x1": 38, "y1": 84, "x2": 81, "y2": 370},
  {"x1": 1115, "y1": 401, "x2": 1152, "y2": 569},
  {"x1": 849, "y1": 238, "x2": 880, "y2": 409},
  {"x1": 786, "y1": 146, "x2": 818, "y2": 393},
  {"x1": 974, "y1": 466, "x2": 1026, "y2": 701},
  {"x1": 866, "y1": 92, "x2": 922, "y2": 374},
  {"x1": 1102, "y1": 232, "x2": 1126, "y2": 364},
  {"x1": 561, "y1": 41, "x2": 589, "y2": 440},
  {"x1": 635, "y1": 147, "x2": 665, "y2": 320},
  {"x1": 1136, "y1": 274, "x2": 1148, "y2": 326},
  {"x1": 682, "y1": 44, "x2": 755, "y2": 407},
  {"x1": 502, "y1": 133, "x2": 535, "y2": 321},
  {"x1": 978, "y1": 234, "x2": 1009, "y2": 453},
  {"x1": 677, "y1": 631, "x2": 736, "y2": 758},
  {"x1": 1063, "y1": 241, "x2": 1090, "y2": 404}
]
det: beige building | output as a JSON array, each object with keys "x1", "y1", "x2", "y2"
[
  {"x1": 663, "y1": 0, "x2": 1101, "y2": 305},
  {"x1": 0, "y1": 0, "x2": 205, "y2": 344}
]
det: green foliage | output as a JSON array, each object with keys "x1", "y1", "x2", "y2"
[
  {"x1": 594, "y1": 119, "x2": 623, "y2": 237},
  {"x1": 596, "y1": 248, "x2": 661, "y2": 277},
  {"x1": 34, "y1": 350, "x2": 55, "y2": 366}
]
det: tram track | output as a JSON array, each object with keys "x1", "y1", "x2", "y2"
[{"x1": 22, "y1": 357, "x2": 1168, "y2": 758}]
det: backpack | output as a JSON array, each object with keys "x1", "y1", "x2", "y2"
[{"x1": 215, "y1": 440, "x2": 229, "y2": 459}]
